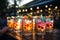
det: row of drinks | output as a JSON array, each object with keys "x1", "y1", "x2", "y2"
[{"x1": 7, "y1": 15, "x2": 53, "y2": 33}]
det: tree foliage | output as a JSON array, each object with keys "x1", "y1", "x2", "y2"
[{"x1": 0, "y1": 0, "x2": 8, "y2": 14}]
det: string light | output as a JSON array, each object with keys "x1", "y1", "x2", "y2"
[
  {"x1": 40, "y1": 9, "x2": 43, "y2": 12},
  {"x1": 37, "y1": 7, "x2": 39, "y2": 9},
  {"x1": 37, "y1": 11, "x2": 39, "y2": 13},
  {"x1": 19, "y1": 10, "x2": 21, "y2": 12},
  {"x1": 30, "y1": 8, "x2": 33, "y2": 10},
  {"x1": 22, "y1": 9, "x2": 24, "y2": 12},
  {"x1": 25, "y1": 9, "x2": 27, "y2": 12},
  {"x1": 48, "y1": 8, "x2": 51, "y2": 11},
  {"x1": 55, "y1": 6, "x2": 58, "y2": 9},
  {"x1": 17, "y1": 10, "x2": 21, "y2": 13},
  {"x1": 45, "y1": 5, "x2": 48, "y2": 8}
]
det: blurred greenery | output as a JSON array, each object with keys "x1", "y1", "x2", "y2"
[
  {"x1": 0, "y1": 0, "x2": 8, "y2": 16},
  {"x1": 0, "y1": 0, "x2": 22, "y2": 16}
]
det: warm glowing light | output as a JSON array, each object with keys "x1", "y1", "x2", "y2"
[
  {"x1": 55, "y1": 6, "x2": 58, "y2": 9},
  {"x1": 30, "y1": 12, "x2": 33, "y2": 15},
  {"x1": 40, "y1": 10, "x2": 43, "y2": 12},
  {"x1": 45, "y1": 5, "x2": 48, "y2": 8},
  {"x1": 23, "y1": 9, "x2": 24, "y2": 12},
  {"x1": 37, "y1": 11, "x2": 39, "y2": 13},
  {"x1": 16, "y1": 26, "x2": 20, "y2": 30},
  {"x1": 37, "y1": 7, "x2": 39, "y2": 9},
  {"x1": 8, "y1": 19, "x2": 13, "y2": 28},
  {"x1": 19, "y1": 10, "x2": 21, "y2": 12},
  {"x1": 23, "y1": 19, "x2": 32, "y2": 32},
  {"x1": 30, "y1": 8, "x2": 33, "y2": 10},
  {"x1": 25, "y1": 9, "x2": 27, "y2": 12},
  {"x1": 17, "y1": 10, "x2": 21, "y2": 13},
  {"x1": 27, "y1": 26, "x2": 31, "y2": 31},
  {"x1": 41, "y1": 28, "x2": 45, "y2": 32},
  {"x1": 48, "y1": 8, "x2": 51, "y2": 11},
  {"x1": 17, "y1": 19, "x2": 22, "y2": 29}
]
